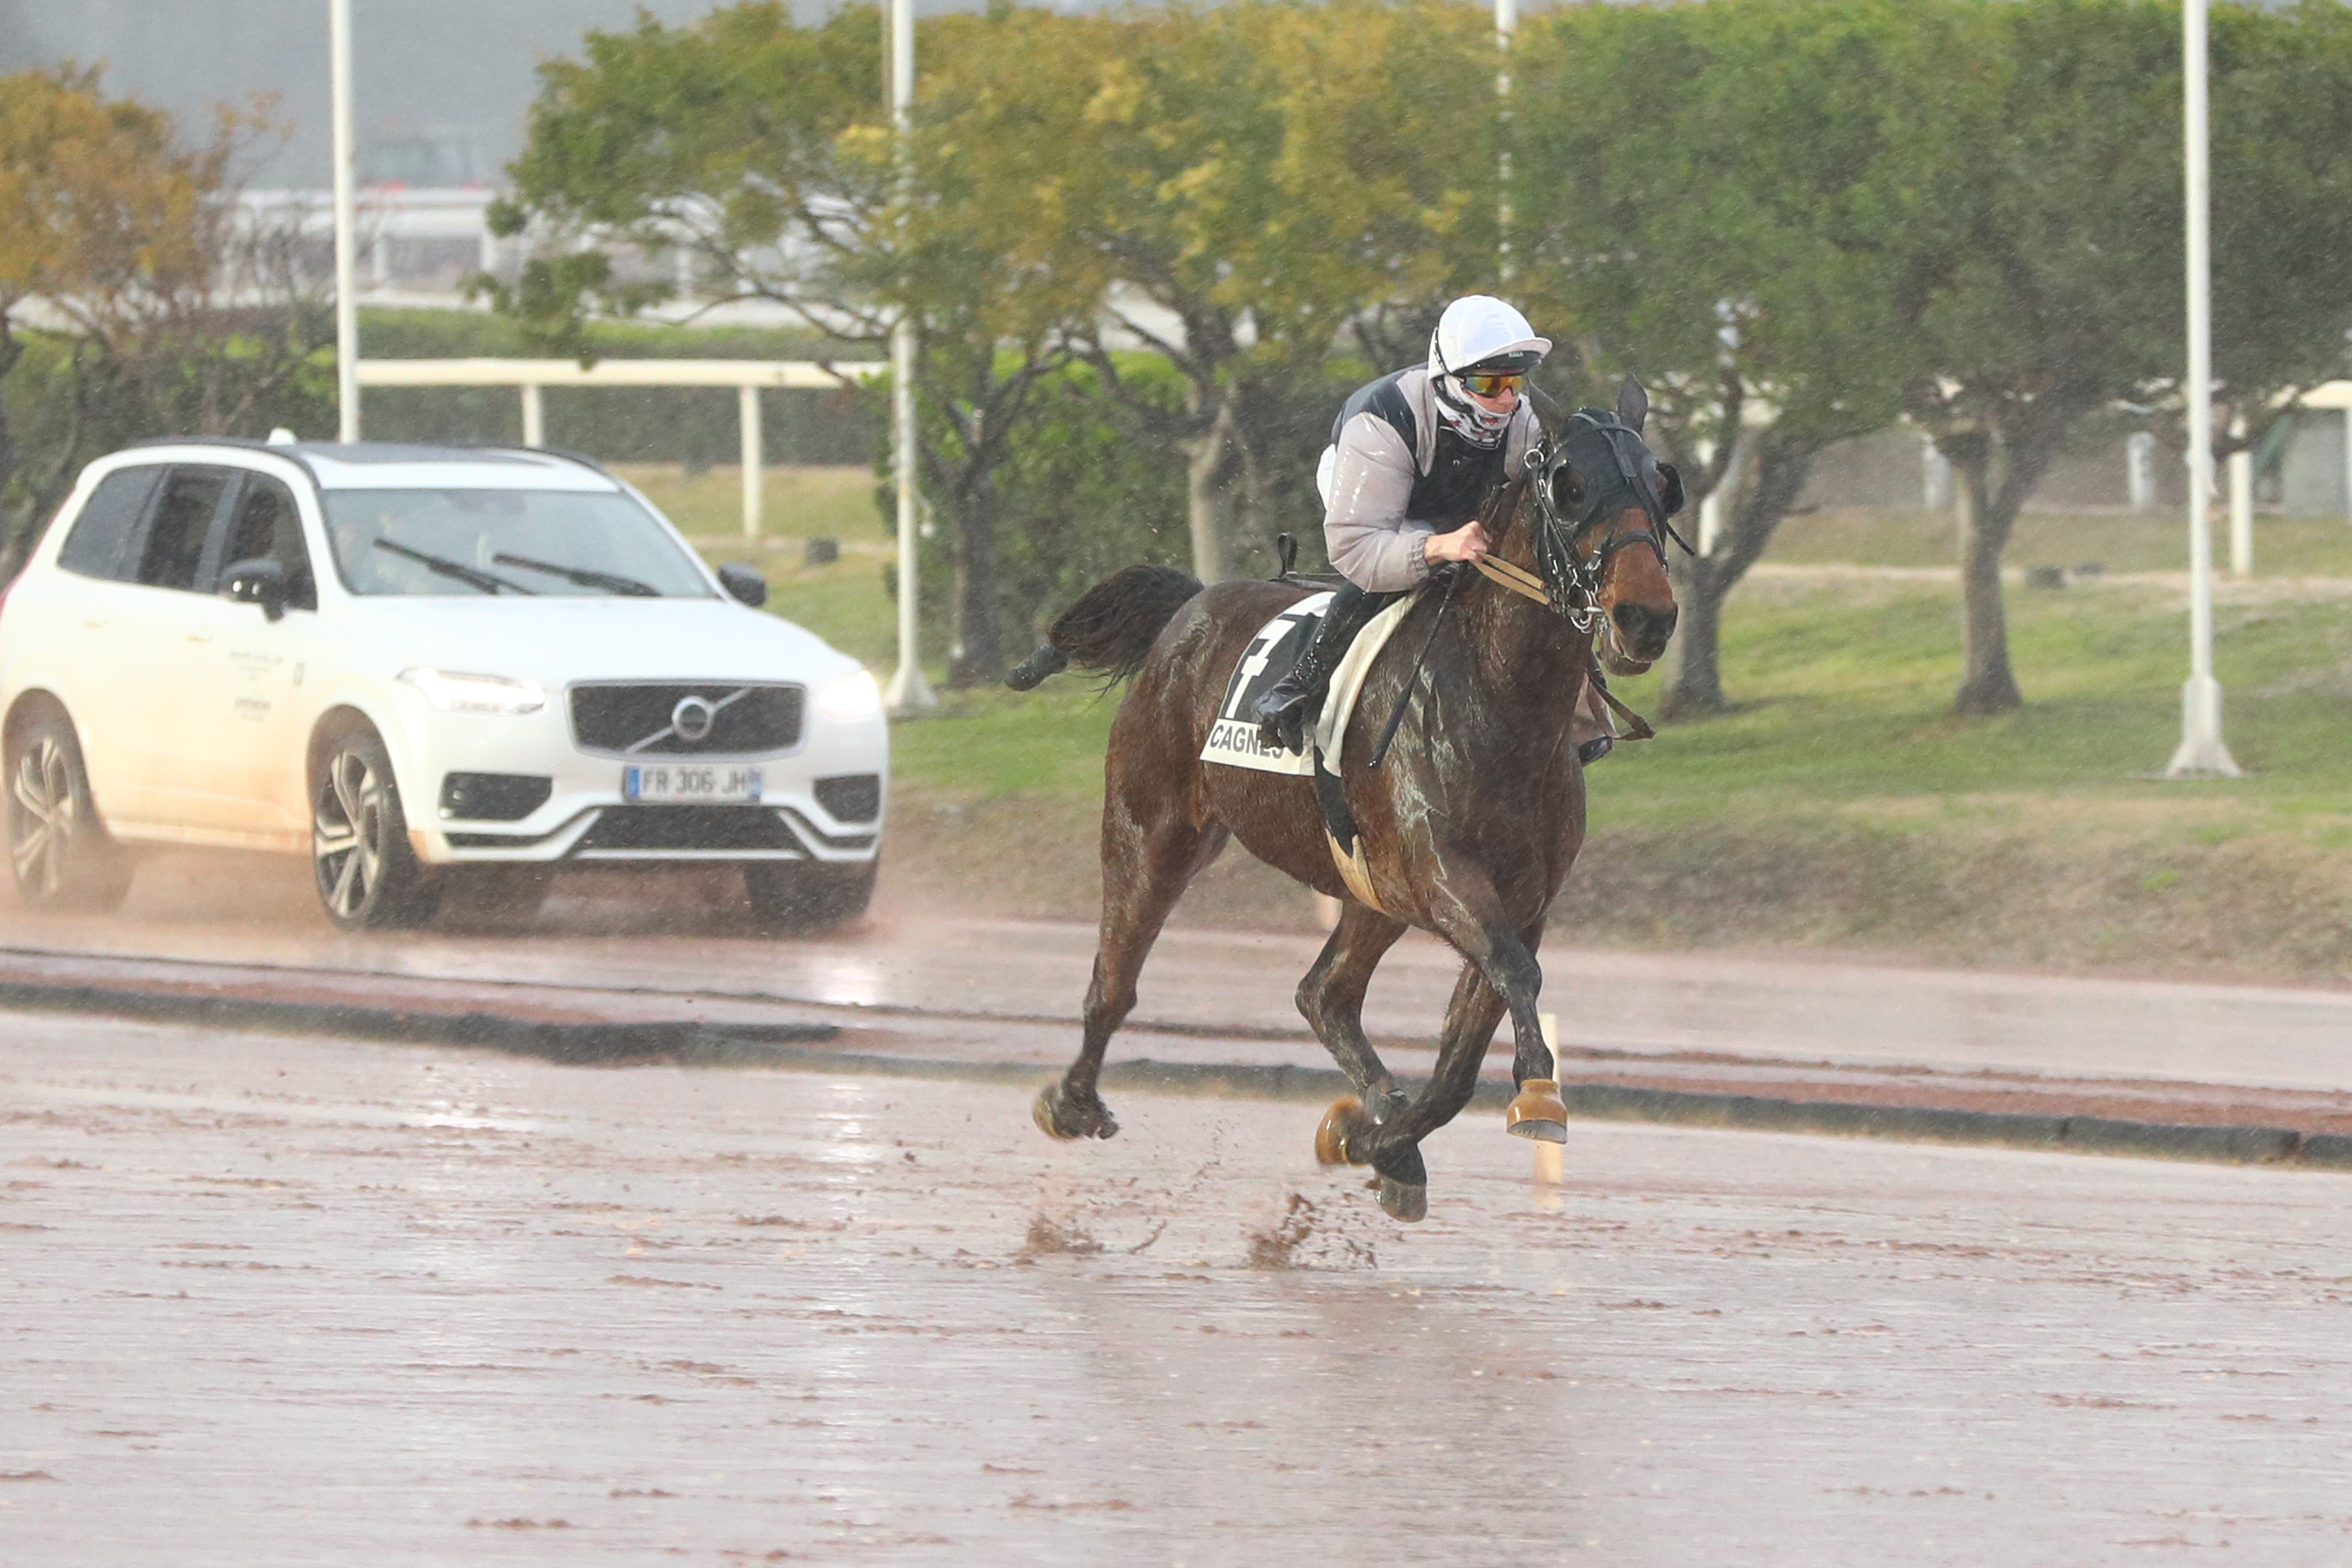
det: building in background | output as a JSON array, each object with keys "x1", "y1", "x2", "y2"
[{"x1": 0, "y1": 0, "x2": 811, "y2": 186}]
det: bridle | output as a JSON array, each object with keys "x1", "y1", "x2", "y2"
[
  {"x1": 1474, "y1": 408, "x2": 1692, "y2": 637},
  {"x1": 1372, "y1": 406, "x2": 1690, "y2": 768}
]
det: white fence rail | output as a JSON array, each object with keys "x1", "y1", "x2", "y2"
[{"x1": 351, "y1": 358, "x2": 884, "y2": 538}]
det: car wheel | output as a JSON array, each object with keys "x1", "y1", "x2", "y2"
[
  {"x1": 6, "y1": 709, "x2": 133, "y2": 912},
  {"x1": 311, "y1": 725, "x2": 438, "y2": 931},
  {"x1": 743, "y1": 859, "x2": 877, "y2": 936},
  {"x1": 433, "y1": 865, "x2": 554, "y2": 932}
]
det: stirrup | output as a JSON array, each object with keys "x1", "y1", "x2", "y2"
[{"x1": 1577, "y1": 735, "x2": 1613, "y2": 767}]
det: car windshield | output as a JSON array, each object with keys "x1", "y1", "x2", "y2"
[{"x1": 321, "y1": 488, "x2": 714, "y2": 598}]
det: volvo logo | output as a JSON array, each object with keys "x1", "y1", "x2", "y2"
[{"x1": 671, "y1": 696, "x2": 718, "y2": 743}]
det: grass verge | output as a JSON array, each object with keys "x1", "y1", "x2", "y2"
[{"x1": 662, "y1": 466, "x2": 2352, "y2": 982}]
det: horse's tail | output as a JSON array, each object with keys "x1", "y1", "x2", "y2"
[{"x1": 1004, "y1": 564, "x2": 1205, "y2": 691}]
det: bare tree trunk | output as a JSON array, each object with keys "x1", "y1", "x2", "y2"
[
  {"x1": 1659, "y1": 560, "x2": 1727, "y2": 716},
  {"x1": 1180, "y1": 392, "x2": 1236, "y2": 583},
  {"x1": 1659, "y1": 431, "x2": 1823, "y2": 719},
  {"x1": 1948, "y1": 434, "x2": 2021, "y2": 715},
  {"x1": 946, "y1": 468, "x2": 1002, "y2": 686}
]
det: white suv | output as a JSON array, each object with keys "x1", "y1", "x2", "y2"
[{"x1": 0, "y1": 439, "x2": 887, "y2": 932}]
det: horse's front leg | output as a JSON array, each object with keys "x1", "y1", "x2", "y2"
[
  {"x1": 1359, "y1": 957, "x2": 1509, "y2": 1221},
  {"x1": 1412, "y1": 866, "x2": 1568, "y2": 1142},
  {"x1": 1296, "y1": 900, "x2": 1411, "y2": 1168}
]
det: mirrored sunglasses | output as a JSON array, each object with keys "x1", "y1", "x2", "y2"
[{"x1": 1459, "y1": 371, "x2": 1527, "y2": 398}]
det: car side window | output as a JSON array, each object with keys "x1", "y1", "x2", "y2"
[
  {"x1": 135, "y1": 467, "x2": 232, "y2": 592},
  {"x1": 56, "y1": 466, "x2": 164, "y2": 582},
  {"x1": 221, "y1": 474, "x2": 318, "y2": 612}
]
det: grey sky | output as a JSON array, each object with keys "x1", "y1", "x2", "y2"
[{"x1": 0, "y1": 0, "x2": 828, "y2": 186}]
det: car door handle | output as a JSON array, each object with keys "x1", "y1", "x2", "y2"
[
  {"x1": 185, "y1": 629, "x2": 214, "y2": 643},
  {"x1": 83, "y1": 617, "x2": 106, "y2": 630}
]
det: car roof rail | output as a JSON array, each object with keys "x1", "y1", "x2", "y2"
[
  {"x1": 120, "y1": 434, "x2": 321, "y2": 485},
  {"x1": 509, "y1": 444, "x2": 622, "y2": 483}
]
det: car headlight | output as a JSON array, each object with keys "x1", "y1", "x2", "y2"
[
  {"x1": 816, "y1": 670, "x2": 883, "y2": 720},
  {"x1": 397, "y1": 667, "x2": 547, "y2": 715}
]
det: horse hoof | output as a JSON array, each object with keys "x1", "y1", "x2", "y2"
[
  {"x1": 1506, "y1": 1078, "x2": 1569, "y2": 1144},
  {"x1": 1314, "y1": 1096, "x2": 1374, "y2": 1167},
  {"x1": 1033, "y1": 1083, "x2": 1118, "y2": 1142},
  {"x1": 1375, "y1": 1175, "x2": 1428, "y2": 1223}
]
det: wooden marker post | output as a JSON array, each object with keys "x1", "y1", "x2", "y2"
[{"x1": 1533, "y1": 1011, "x2": 1564, "y2": 1187}]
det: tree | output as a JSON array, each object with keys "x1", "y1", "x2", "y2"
[
  {"x1": 491, "y1": 3, "x2": 1104, "y2": 683},
  {"x1": 1893, "y1": 0, "x2": 2352, "y2": 715},
  {"x1": 1, "y1": 69, "x2": 326, "y2": 560},
  {"x1": 1513, "y1": 0, "x2": 1921, "y2": 716},
  {"x1": 1020, "y1": 0, "x2": 1495, "y2": 579}
]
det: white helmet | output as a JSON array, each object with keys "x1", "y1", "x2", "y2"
[
  {"x1": 1427, "y1": 295, "x2": 1551, "y2": 378},
  {"x1": 1426, "y1": 296, "x2": 1549, "y2": 447}
]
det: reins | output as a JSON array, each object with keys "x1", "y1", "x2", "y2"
[{"x1": 1371, "y1": 402, "x2": 1689, "y2": 768}]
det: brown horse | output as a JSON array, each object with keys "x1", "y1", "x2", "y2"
[{"x1": 1010, "y1": 380, "x2": 1684, "y2": 1220}]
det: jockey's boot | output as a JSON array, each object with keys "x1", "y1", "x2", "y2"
[{"x1": 1255, "y1": 582, "x2": 1379, "y2": 754}]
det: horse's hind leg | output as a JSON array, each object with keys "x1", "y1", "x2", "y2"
[
  {"x1": 1034, "y1": 809, "x2": 1226, "y2": 1143},
  {"x1": 1296, "y1": 902, "x2": 1409, "y2": 1165}
]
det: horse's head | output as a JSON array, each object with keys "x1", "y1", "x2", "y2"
[{"x1": 1524, "y1": 376, "x2": 1685, "y2": 675}]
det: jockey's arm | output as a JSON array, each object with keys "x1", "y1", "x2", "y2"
[{"x1": 1321, "y1": 413, "x2": 1435, "y2": 593}]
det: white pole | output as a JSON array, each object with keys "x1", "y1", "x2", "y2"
[
  {"x1": 2127, "y1": 431, "x2": 2156, "y2": 511},
  {"x1": 1495, "y1": 0, "x2": 1515, "y2": 287},
  {"x1": 882, "y1": 0, "x2": 935, "y2": 712},
  {"x1": 519, "y1": 382, "x2": 544, "y2": 448},
  {"x1": 739, "y1": 384, "x2": 763, "y2": 541},
  {"x1": 2167, "y1": 0, "x2": 2240, "y2": 779},
  {"x1": 1533, "y1": 1011, "x2": 1563, "y2": 1188},
  {"x1": 1695, "y1": 438, "x2": 1723, "y2": 556},
  {"x1": 329, "y1": 0, "x2": 360, "y2": 442},
  {"x1": 1922, "y1": 432, "x2": 1952, "y2": 513},
  {"x1": 2227, "y1": 417, "x2": 2253, "y2": 578}
]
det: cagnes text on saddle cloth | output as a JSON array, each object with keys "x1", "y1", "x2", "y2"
[{"x1": 1200, "y1": 591, "x2": 1418, "y2": 777}]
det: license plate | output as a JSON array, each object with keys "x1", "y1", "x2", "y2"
[{"x1": 623, "y1": 764, "x2": 763, "y2": 803}]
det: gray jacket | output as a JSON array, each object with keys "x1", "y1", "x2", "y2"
[{"x1": 1318, "y1": 365, "x2": 1538, "y2": 592}]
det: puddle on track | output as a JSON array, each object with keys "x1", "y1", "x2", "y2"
[{"x1": 6, "y1": 1012, "x2": 2352, "y2": 1564}]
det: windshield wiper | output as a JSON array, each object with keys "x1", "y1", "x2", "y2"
[
  {"x1": 492, "y1": 551, "x2": 661, "y2": 598},
  {"x1": 373, "y1": 538, "x2": 537, "y2": 596}
]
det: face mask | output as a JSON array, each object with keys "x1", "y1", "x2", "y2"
[{"x1": 1430, "y1": 373, "x2": 1514, "y2": 448}]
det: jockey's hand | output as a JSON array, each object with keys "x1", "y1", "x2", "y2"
[{"x1": 1424, "y1": 521, "x2": 1490, "y2": 566}]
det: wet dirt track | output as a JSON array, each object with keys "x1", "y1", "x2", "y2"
[{"x1": 8, "y1": 1013, "x2": 2352, "y2": 1564}]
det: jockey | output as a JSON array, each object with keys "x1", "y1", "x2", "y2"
[{"x1": 1254, "y1": 294, "x2": 1548, "y2": 753}]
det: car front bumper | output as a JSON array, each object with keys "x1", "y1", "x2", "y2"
[{"x1": 388, "y1": 691, "x2": 888, "y2": 867}]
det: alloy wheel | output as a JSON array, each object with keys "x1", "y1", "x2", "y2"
[
  {"x1": 313, "y1": 747, "x2": 387, "y2": 921},
  {"x1": 10, "y1": 735, "x2": 77, "y2": 901}
]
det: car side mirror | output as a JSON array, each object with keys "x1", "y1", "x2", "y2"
[
  {"x1": 222, "y1": 558, "x2": 289, "y2": 622},
  {"x1": 718, "y1": 562, "x2": 769, "y2": 608}
]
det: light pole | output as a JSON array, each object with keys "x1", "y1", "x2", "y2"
[
  {"x1": 2166, "y1": 0, "x2": 2239, "y2": 778},
  {"x1": 330, "y1": 0, "x2": 361, "y2": 442},
  {"x1": 882, "y1": 0, "x2": 936, "y2": 714},
  {"x1": 1495, "y1": 0, "x2": 1515, "y2": 286}
]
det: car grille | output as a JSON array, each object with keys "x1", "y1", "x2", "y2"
[
  {"x1": 570, "y1": 682, "x2": 803, "y2": 756},
  {"x1": 577, "y1": 806, "x2": 803, "y2": 852}
]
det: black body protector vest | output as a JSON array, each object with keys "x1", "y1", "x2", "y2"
[{"x1": 1332, "y1": 367, "x2": 1514, "y2": 528}]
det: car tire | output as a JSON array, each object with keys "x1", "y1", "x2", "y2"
[
  {"x1": 433, "y1": 865, "x2": 554, "y2": 932},
  {"x1": 6, "y1": 708, "x2": 133, "y2": 913},
  {"x1": 311, "y1": 725, "x2": 439, "y2": 932},
  {"x1": 743, "y1": 859, "x2": 877, "y2": 936}
]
